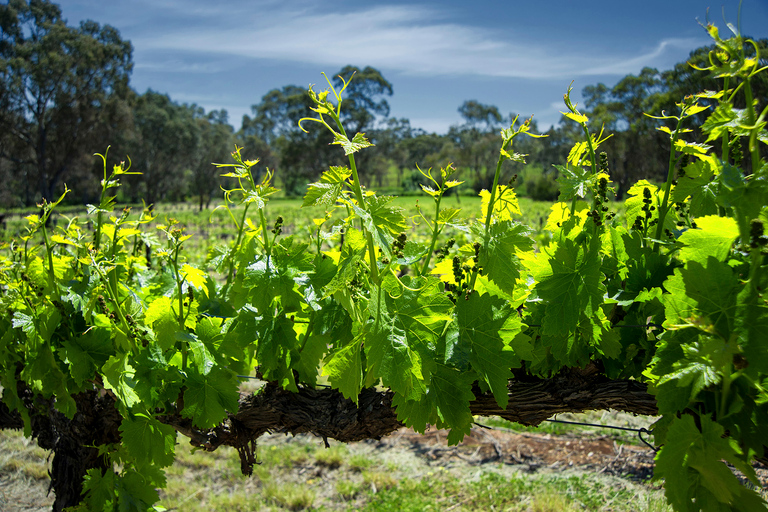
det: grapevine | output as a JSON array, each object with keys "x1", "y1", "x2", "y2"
[{"x1": 0, "y1": 22, "x2": 767, "y2": 512}]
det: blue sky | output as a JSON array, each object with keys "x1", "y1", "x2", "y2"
[{"x1": 56, "y1": 0, "x2": 768, "y2": 133}]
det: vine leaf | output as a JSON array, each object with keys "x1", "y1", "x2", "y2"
[
  {"x1": 429, "y1": 364, "x2": 475, "y2": 445},
  {"x1": 102, "y1": 354, "x2": 141, "y2": 409},
  {"x1": 528, "y1": 236, "x2": 605, "y2": 340},
  {"x1": 119, "y1": 413, "x2": 177, "y2": 469},
  {"x1": 144, "y1": 296, "x2": 177, "y2": 350},
  {"x1": 352, "y1": 195, "x2": 407, "y2": 254},
  {"x1": 322, "y1": 334, "x2": 364, "y2": 404},
  {"x1": 479, "y1": 185, "x2": 521, "y2": 221},
  {"x1": 670, "y1": 161, "x2": 718, "y2": 217},
  {"x1": 655, "y1": 415, "x2": 764, "y2": 512},
  {"x1": 256, "y1": 315, "x2": 300, "y2": 392},
  {"x1": 663, "y1": 257, "x2": 739, "y2": 338},
  {"x1": 476, "y1": 220, "x2": 534, "y2": 297},
  {"x1": 365, "y1": 324, "x2": 426, "y2": 401},
  {"x1": 554, "y1": 164, "x2": 591, "y2": 200},
  {"x1": 332, "y1": 132, "x2": 373, "y2": 155},
  {"x1": 323, "y1": 229, "x2": 367, "y2": 296},
  {"x1": 182, "y1": 366, "x2": 240, "y2": 429},
  {"x1": 365, "y1": 276, "x2": 452, "y2": 401},
  {"x1": 303, "y1": 166, "x2": 352, "y2": 207},
  {"x1": 456, "y1": 292, "x2": 527, "y2": 408},
  {"x1": 677, "y1": 215, "x2": 739, "y2": 264}
]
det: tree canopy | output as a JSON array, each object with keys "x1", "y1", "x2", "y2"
[
  {"x1": 1, "y1": 1, "x2": 765, "y2": 205},
  {"x1": 0, "y1": 0, "x2": 133, "y2": 204}
]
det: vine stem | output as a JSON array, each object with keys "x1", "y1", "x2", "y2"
[
  {"x1": 742, "y1": 59, "x2": 761, "y2": 174},
  {"x1": 419, "y1": 187, "x2": 443, "y2": 276},
  {"x1": 333, "y1": 117, "x2": 380, "y2": 285},
  {"x1": 172, "y1": 243, "x2": 187, "y2": 371},
  {"x1": 258, "y1": 207, "x2": 271, "y2": 263},
  {"x1": 721, "y1": 77, "x2": 731, "y2": 164},
  {"x1": 654, "y1": 115, "x2": 685, "y2": 245},
  {"x1": 469, "y1": 139, "x2": 509, "y2": 290},
  {"x1": 222, "y1": 203, "x2": 250, "y2": 296},
  {"x1": 40, "y1": 212, "x2": 57, "y2": 289},
  {"x1": 91, "y1": 257, "x2": 133, "y2": 350}
]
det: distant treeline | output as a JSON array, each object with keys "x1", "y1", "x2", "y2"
[{"x1": 1, "y1": 0, "x2": 766, "y2": 208}]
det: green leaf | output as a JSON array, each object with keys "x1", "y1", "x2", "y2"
[
  {"x1": 303, "y1": 166, "x2": 352, "y2": 206},
  {"x1": 144, "y1": 296, "x2": 178, "y2": 350},
  {"x1": 438, "y1": 207, "x2": 462, "y2": 224},
  {"x1": 563, "y1": 112, "x2": 588, "y2": 124},
  {"x1": 655, "y1": 414, "x2": 701, "y2": 511},
  {"x1": 256, "y1": 315, "x2": 299, "y2": 391},
  {"x1": 119, "y1": 413, "x2": 176, "y2": 468},
  {"x1": 677, "y1": 215, "x2": 739, "y2": 265},
  {"x1": 324, "y1": 229, "x2": 367, "y2": 296},
  {"x1": 655, "y1": 415, "x2": 766, "y2": 512},
  {"x1": 180, "y1": 263, "x2": 207, "y2": 289},
  {"x1": 21, "y1": 343, "x2": 76, "y2": 417},
  {"x1": 428, "y1": 364, "x2": 475, "y2": 445},
  {"x1": 322, "y1": 335, "x2": 363, "y2": 403},
  {"x1": 670, "y1": 161, "x2": 718, "y2": 217},
  {"x1": 59, "y1": 327, "x2": 113, "y2": 386},
  {"x1": 332, "y1": 132, "x2": 374, "y2": 155},
  {"x1": 736, "y1": 278, "x2": 768, "y2": 377},
  {"x1": 390, "y1": 393, "x2": 435, "y2": 433},
  {"x1": 396, "y1": 241, "x2": 429, "y2": 265},
  {"x1": 554, "y1": 165, "x2": 592, "y2": 200},
  {"x1": 102, "y1": 354, "x2": 141, "y2": 409},
  {"x1": 375, "y1": 276, "x2": 453, "y2": 357},
  {"x1": 365, "y1": 324, "x2": 426, "y2": 401},
  {"x1": 187, "y1": 333, "x2": 215, "y2": 376},
  {"x1": 624, "y1": 180, "x2": 659, "y2": 230},
  {"x1": 528, "y1": 236, "x2": 606, "y2": 340},
  {"x1": 656, "y1": 336, "x2": 723, "y2": 398},
  {"x1": 663, "y1": 257, "x2": 739, "y2": 338},
  {"x1": 456, "y1": 292, "x2": 527, "y2": 408},
  {"x1": 674, "y1": 139, "x2": 712, "y2": 156},
  {"x1": 701, "y1": 104, "x2": 743, "y2": 142},
  {"x1": 479, "y1": 185, "x2": 521, "y2": 221},
  {"x1": 477, "y1": 220, "x2": 534, "y2": 297},
  {"x1": 293, "y1": 327, "x2": 328, "y2": 387},
  {"x1": 182, "y1": 366, "x2": 239, "y2": 429},
  {"x1": 365, "y1": 277, "x2": 450, "y2": 399},
  {"x1": 80, "y1": 468, "x2": 116, "y2": 511},
  {"x1": 353, "y1": 195, "x2": 407, "y2": 254},
  {"x1": 116, "y1": 468, "x2": 161, "y2": 512}
]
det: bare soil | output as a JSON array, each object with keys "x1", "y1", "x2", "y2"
[{"x1": 380, "y1": 426, "x2": 658, "y2": 482}]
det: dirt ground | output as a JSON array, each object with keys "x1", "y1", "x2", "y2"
[{"x1": 381, "y1": 425, "x2": 658, "y2": 482}]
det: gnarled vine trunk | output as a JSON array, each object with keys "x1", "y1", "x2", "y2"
[{"x1": 0, "y1": 365, "x2": 663, "y2": 510}]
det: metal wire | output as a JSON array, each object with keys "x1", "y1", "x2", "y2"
[{"x1": 475, "y1": 418, "x2": 659, "y2": 452}]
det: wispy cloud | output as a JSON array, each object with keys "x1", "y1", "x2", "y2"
[{"x1": 131, "y1": 1, "x2": 707, "y2": 80}]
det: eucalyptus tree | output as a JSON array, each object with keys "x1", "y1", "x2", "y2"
[
  {"x1": 191, "y1": 108, "x2": 234, "y2": 211},
  {"x1": 0, "y1": 0, "x2": 133, "y2": 205},
  {"x1": 449, "y1": 100, "x2": 504, "y2": 191},
  {"x1": 241, "y1": 66, "x2": 394, "y2": 194},
  {"x1": 128, "y1": 90, "x2": 199, "y2": 205}
]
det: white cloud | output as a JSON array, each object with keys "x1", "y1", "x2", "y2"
[{"x1": 131, "y1": 1, "x2": 708, "y2": 80}]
